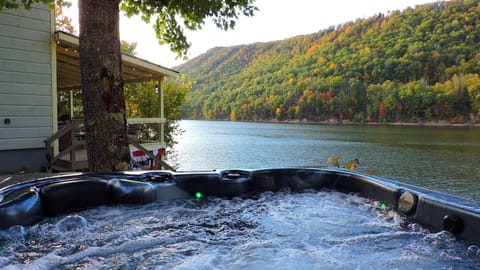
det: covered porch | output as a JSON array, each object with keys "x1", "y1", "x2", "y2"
[{"x1": 45, "y1": 31, "x2": 178, "y2": 172}]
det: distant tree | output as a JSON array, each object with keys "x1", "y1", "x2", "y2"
[
  {"x1": 120, "y1": 40, "x2": 138, "y2": 56},
  {"x1": 466, "y1": 74, "x2": 480, "y2": 117},
  {"x1": 54, "y1": 3, "x2": 75, "y2": 33},
  {"x1": 124, "y1": 78, "x2": 190, "y2": 148},
  {"x1": 164, "y1": 76, "x2": 190, "y2": 148}
]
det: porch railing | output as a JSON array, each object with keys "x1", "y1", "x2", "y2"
[
  {"x1": 44, "y1": 120, "x2": 175, "y2": 172},
  {"x1": 44, "y1": 120, "x2": 87, "y2": 173}
]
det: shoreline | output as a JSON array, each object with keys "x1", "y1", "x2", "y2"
[
  {"x1": 287, "y1": 119, "x2": 480, "y2": 127},
  {"x1": 183, "y1": 118, "x2": 480, "y2": 128}
]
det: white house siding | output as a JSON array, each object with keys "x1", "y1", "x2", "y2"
[{"x1": 0, "y1": 4, "x2": 53, "y2": 172}]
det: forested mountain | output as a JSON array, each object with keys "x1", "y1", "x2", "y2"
[{"x1": 177, "y1": 0, "x2": 480, "y2": 123}]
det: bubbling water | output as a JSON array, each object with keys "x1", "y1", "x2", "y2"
[{"x1": 1, "y1": 190, "x2": 479, "y2": 269}]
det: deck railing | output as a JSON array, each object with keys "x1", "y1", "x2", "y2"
[
  {"x1": 44, "y1": 119, "x2": 175, "y2": 172},
  {"x1": 44, "y1": 120, "x2": 87, "y2": 173}
]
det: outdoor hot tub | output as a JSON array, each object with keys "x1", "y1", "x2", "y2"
[{"x1": 1, "y1": 168, "x2": 480, "y2": 268}]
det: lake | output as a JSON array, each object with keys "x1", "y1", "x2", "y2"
[{"x1": 170, "y1": 120, "x2": 480, "y2": 200}]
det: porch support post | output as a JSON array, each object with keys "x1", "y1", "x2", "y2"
[
  {"x1": 70, "y1": 90, "x2": 74, "y2": 119},
  {"x1": 158, "y1": 77, "x2": 165, "y2": 145},
  {"x1": 50, "y1": 10, "x2": 59, "y2": 158}
]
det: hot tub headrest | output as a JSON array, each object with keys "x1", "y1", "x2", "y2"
[
  {"x1": 110, "y1": 179, "x2": 157, "y2": 204},
  {"x1": 40, "y1": 179, "x2": 111, "y2": 216},
  {"x1": 0, "y1": 188, "x2": 43, "y2": 228}
]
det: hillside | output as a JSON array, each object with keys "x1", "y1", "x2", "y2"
[{"x1": 177, "y1": 0, "x2": 480, "y2": 123}]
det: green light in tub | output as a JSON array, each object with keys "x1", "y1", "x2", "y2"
[{"x1": 380, "y1": 203, "x2": 387, "y2": 210}]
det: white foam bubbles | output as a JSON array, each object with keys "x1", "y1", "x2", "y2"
[
  {"x1": 54, "y1": 215, "x2": 88, "y2": 232},
  {"x1": 1, "y1": 190, "x2": 480, "y2": 269}
]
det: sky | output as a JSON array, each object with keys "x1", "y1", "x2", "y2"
[{"x1": 64, "y1": 0, "x2": 437, "y2": 68}]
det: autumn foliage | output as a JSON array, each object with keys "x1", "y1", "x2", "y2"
[{"x1": 179, "y1": 0, "x2": 480, "y2": 124}]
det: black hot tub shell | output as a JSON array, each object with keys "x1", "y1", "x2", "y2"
[{"x1": 1, "y1": 168, "x2": 479, "y2": 245}]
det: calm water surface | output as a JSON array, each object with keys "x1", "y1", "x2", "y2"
[{"x1": 171, "y1": 120, "x2": 480, "y2": 200}]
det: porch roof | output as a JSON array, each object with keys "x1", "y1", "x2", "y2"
[{"x1": 55, "y1": 31, "x2": 179, "y2": 91}]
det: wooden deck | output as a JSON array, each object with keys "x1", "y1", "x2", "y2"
[{"x1": 44, "y1": 120, "x2": 173, "y2": 172}]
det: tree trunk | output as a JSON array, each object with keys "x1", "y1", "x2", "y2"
[{"x1": 78, "y1": 0, "x2": 130, "y2": 172}]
